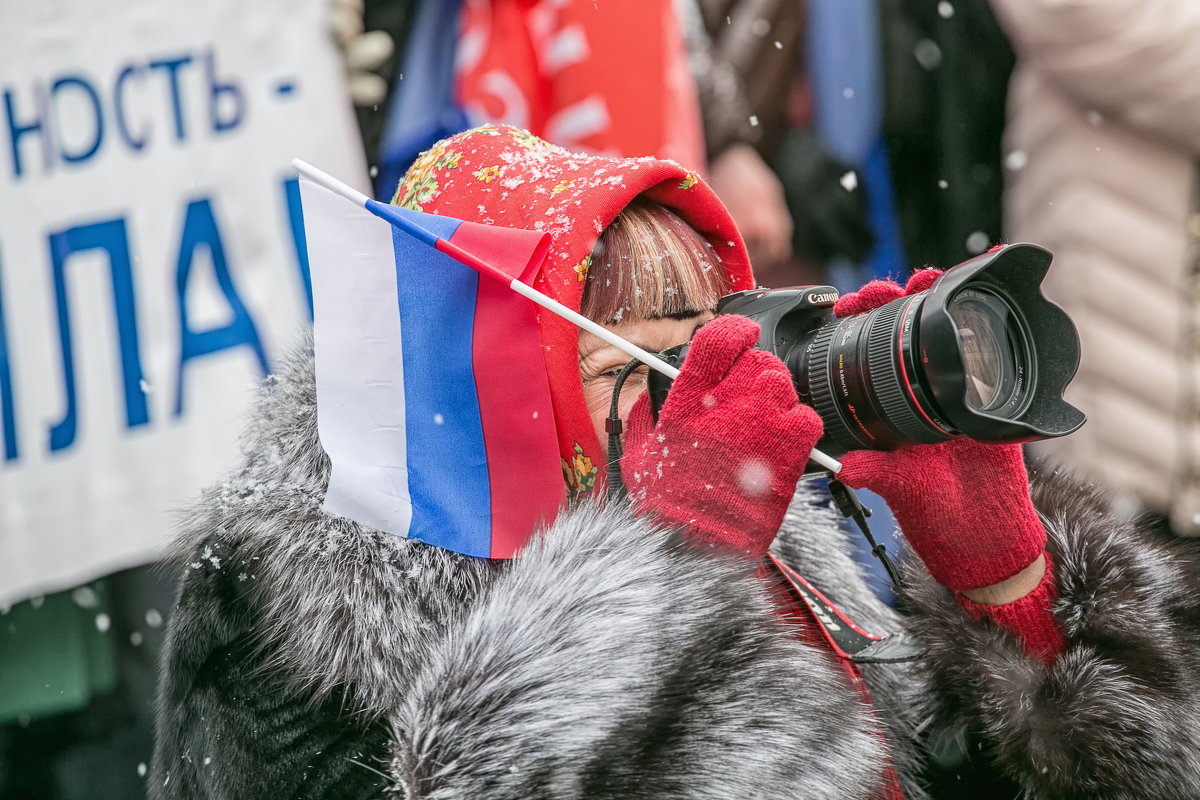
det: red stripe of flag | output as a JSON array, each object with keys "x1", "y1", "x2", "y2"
[{"x1": 445, "y1": 222, "x2": 563, "y2": 557}]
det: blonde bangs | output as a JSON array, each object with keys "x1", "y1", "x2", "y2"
[{"x1": 581, "y1": 200, "x2": 730, "y2": 325}]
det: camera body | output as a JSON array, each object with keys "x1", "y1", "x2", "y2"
[
  {"x1": 647, "y1": 282, "x2": 838, "y2": 418},
  {"x1": 648, "y1": 243, "x2": 1085, "y2": 472}
]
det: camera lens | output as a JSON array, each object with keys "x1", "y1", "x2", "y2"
[
  {"x1": 946, "y1": 288, "x2": 1026, "y2": 416},
  {"x1": 694, "y1": 243, "x2": 1084, "y2": 467},
  {"x1": 789, "y1": 282, "x2": 1049, "y2": 456},
  {"x1": 794, "y1": 293, "x2": 953, "y2": 455},
  {"x1": 781, "y1": 245, "x2": 1083, "y2": 461}
]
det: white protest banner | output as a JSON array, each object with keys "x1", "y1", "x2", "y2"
[{"x1": 0, "y1": 0, "x2": 369, "y2": 605}]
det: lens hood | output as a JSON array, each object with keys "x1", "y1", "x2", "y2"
[{"x1": 917, "y1": 243, "x2": 1085, "y2": 440}]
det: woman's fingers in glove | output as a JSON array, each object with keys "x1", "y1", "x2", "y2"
[
  {"x1": 942, "y1": 438, "x2": 1028, "y2": 483},
  {"x1": 904, "y1": 268, "x2": 941, "y2": 295},
  {"x1": 837, "y1": 446, "x2": 932, "y2": 503},
  {"x1": 675, "y1": 314, "x2": 761, "y2": 387},
  {"x1": 837, "y1": 437, "x2": 1021, "y2": 507},
  {"x1": 724, "y1": 347, "x2": 800, "y2": 402},
  {"x1": 623, "y1": 392, "x2": 656, "y2": 444},
  {"x1": 833, "y1": 279, "x2": 904, "y2": 318},
  {"x1": 832, "y1": 268, "x2": 945, "y2": 318},
  {"x1": 742, "y1": 354, "x2": 804, "y2": 409},
  {"x1": 626, "y1": 318, "x2": 793, "y2": 438}
]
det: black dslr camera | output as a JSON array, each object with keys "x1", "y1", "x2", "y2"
[{"x1": 648, "y1": 243, "x2": 1085, "y2": 472}]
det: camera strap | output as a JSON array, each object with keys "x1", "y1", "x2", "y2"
[
  {"x1": 767, "y1": 553, "x2": 924, "y2": 664},
  {"x1": 603, "y1": 359, "x2": 645, "y2": 503},
  {"x1": 825, "y1": 477, "x2": 904, "y2": 590},
  {"x1": 768, "y1": 552, "x2": 913, "y2": 800}
]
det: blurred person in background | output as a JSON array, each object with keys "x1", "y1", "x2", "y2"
[
  {"x1": 684, "y1": 0, "x2": 874, "y2": 291},
  {"x1": 685, "y1": 0, "x2": 1015, "y2": 312},
  {"x1": 880, "y1": 0, "x2": 1014, "y2": 274},
  {"x1": 987, "y1": 0, "x2": 1200, "y2": 537}
]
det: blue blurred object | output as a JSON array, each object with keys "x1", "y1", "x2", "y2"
[
  {"x1": 810, "y1": 0, "x2": 906, "y2": 288},
  {"x1": 808, "y1": 0, "x2": 882, "y2": 167},
  {"x1": 374, "y1": 0, "x2": 470, "y2": 200},
  {"x1": 824, "y1": 139, "x2": 907, "y2": 292}
]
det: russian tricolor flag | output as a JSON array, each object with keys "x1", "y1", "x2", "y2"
[{"x1": 297, "y1": 173, "x2": 565, "y2": 558}]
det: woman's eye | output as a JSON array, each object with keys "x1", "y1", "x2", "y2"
[
  {"x1": 581, "y1": 370, "x2": 617, "y2": 388},
  {"x1": 581, "y1": 360, "x2": 649, "y2": 387},
  {"x1": 618, "y1": 367, "x2": 649, "y2": 385}
]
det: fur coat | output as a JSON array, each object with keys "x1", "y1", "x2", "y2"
[{"x1": 150, "y1": 342, "x2": 1200, "y2": 799}]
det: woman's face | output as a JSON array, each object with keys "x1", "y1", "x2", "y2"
[{"x1": 578, "y1": 312, "x2": 715, "y2": 454}]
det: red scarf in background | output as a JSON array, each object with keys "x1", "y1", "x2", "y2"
[{"x1": 454, "y1": 0, "x2": 706, "y2": 171}]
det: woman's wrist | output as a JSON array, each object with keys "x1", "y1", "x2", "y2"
[
  {"x1": 959, "y1": 552, "x2": 1047, "y2": 605},
  {"x1": 957, "y1": 552, "x2": 1064, "y2": 663}
]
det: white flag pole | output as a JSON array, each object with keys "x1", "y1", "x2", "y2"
[{"x1": 291, "y1": 159, "x2": 842, "y2": 474}]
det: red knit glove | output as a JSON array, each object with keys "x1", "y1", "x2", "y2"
[
  {"x1": 837, "y1": 439, "x2": 1045, "y2": 592},
  {"x1": 834, "y1": 267, "x2": 1063, "y2": 662},
  {"x1": 621, "y1": 315, "x2": 824, "y2": 557}
]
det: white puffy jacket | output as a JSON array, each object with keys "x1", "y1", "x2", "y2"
[{"x1": 990, "y1": 0, "x2": 1200, "y2": 533}]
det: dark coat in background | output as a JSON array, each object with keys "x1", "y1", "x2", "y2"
[{"x1": 150, "y1": 341, "x2": 1200, "y2": 799}]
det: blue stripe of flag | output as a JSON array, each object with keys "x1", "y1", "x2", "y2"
[{"x1": 391, "y1": 213, "x2": 494, "y2": 556}]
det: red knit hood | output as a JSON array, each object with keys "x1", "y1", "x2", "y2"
[{"x1": 391, "y1": 124, "x2": 753, "y2": 502}]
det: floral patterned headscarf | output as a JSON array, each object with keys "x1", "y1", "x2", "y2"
[{"x1": 393, "y1": 124, "x2": 754, "y2": 503}]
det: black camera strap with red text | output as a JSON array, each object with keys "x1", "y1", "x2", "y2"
[{"x1": 767, "y1": 553, "x2": 923, "y2": 664}]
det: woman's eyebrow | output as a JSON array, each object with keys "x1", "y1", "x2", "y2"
[
  {"x1": 577, "y1": 339, "x2": 607, "y2": 363},
  {"x1": 580, "y1": 343, "x2": 634, "y2": 364},
  {"x1": 579, "y1": 342, "x2": 653, "y2": 371}
]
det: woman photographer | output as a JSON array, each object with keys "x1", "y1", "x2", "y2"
[{"x1": 151, "y1": 125, "x2": 1200, "y2": 799}]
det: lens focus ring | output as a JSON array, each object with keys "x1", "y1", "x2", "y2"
[
  {"x1": 805, "y1": 323, "x2": 871, "y2": 451},
  {"x1": 863, "y1": 299, "x2": 947, "y2": 445}
]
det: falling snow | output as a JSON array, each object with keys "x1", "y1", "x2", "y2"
[
  {"x1": 966, "y1": 231, "x2": 990, "y2": 254},
  {"x1": 1004, "y1": 150, "x2": 1029, "y2": 171},
  {"x1": 737, "y1": 459, "x2": 772, "y2": 497},
  {"x1": 914, "y1": 39, "x2": 942, "y2": 70},
  {"x1": 72, "y1": 586, "x2": 98, "y2": 608}
]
